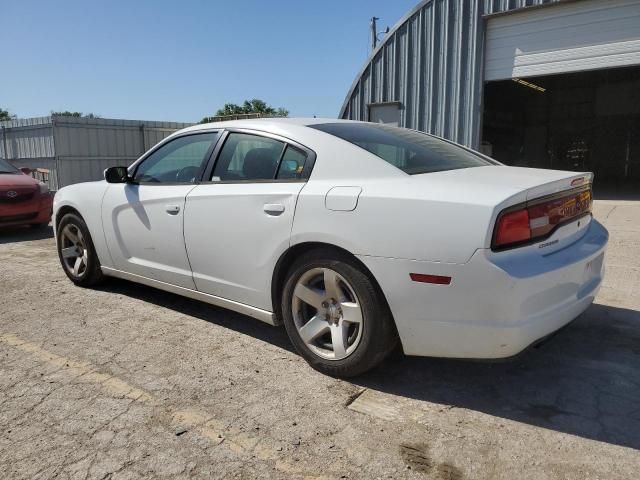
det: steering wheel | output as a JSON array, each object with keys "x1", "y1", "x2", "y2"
[{"x1": 175, "y1": 166, "x2": 200, "y2": 182}]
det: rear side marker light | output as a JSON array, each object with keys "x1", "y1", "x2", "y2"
[{"x1": 410, "y1": 273, "x2": 451, "y2": 285}]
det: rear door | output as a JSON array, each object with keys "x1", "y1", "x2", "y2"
[
  {"x1": 102, "y1": 131, "x2": 220, "y2": 288},
  {"x1": 184, "y1": 129, "x2": 315, "y2": 311}
]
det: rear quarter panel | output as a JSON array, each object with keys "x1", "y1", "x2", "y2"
[{"x1": 292, "y1": 174, "x2": 520, "y2": 264}]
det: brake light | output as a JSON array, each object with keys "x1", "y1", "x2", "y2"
[
  {"x1": 492, "y1": 187, "x2": 592, "y2": 250},
  {"x1": 494, "y1": 209, "x2": 531, "y2": 248}
]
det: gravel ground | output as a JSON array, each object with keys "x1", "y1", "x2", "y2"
[{"x1": 1, "y1": 200, "x2": 639, "y2": 479}]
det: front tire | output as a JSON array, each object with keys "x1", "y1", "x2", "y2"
[
  {"x1": 281, "y1": 249, "x2": 397, "y2": 377},
  {"x1": 56, "y1": 213, "x2": 104, "y2": 287}
]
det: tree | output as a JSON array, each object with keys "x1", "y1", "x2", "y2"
[
  {"x1": 216, "y1": 103, "x2": 246, "y2": 116},
  {"x1": 241, "y1": 99, "x2": 273, "y2": 115},
  {"x1": 51, "y1": 111, "x2": 82, "y2": 117},
  {"x1": 0, "y1": 108, "x2": 15, "y2": 121},
  {"x1": 51, "y1": 111, "x2": 100, "y2": 118},
  {"x1": 200, "y1": 98, "x2": 289, "y2": 123}
]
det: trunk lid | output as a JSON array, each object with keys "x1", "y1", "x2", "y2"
[
  {"x1": 459, "y1": 166, "x2": 594, "y2": 253},
  {"x1": 410, "y1": 165, "x2": 594, "y2": 252},
  {"x1": 427, "y1": 165, "x2": 592, "y2": 201},
  {"x1": 410, "y1": 165, "x2": 592, "y2": 210}
]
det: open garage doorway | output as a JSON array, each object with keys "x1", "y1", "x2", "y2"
[{"x1": 482, "y1": 66, "x2": 640, "y2": 194}]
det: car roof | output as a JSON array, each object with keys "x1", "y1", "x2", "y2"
[{"x1": 177, "y1": 117, "x2": 362, "y2": 135}]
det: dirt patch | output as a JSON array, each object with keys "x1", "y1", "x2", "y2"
[{"x1": 400, "y1": 443, "x2": 463, "y2": 479}]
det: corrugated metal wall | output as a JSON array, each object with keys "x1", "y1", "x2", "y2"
[
  {"x1": 52, "y1": 116, "x2": 191, "y2": 188},
  {"x1": 0, "y1": 117, "x2": 54, "y2": 159},
  {"x1": 339, "y1": 0, "x2": 565, "y2": 148},
  {"x1": 0, "y1": 116, "x2": 192, "y2": 189},
  {"x1": 340, "y1": 0, "x2": 485, "y2": 148},
  {"x1": 0, "y1": 117, "x2": 58, "y2": 188},
  {"x1": 483, "y1": 0, "x2": 561, "y2": 16}
]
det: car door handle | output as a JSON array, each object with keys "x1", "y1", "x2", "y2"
[
  {"x1": 166, "y1": 205, "x2": 181, "y2": 215},
  {"x1": 263, "y1": 203, "x2": 285, "y2": 216}
]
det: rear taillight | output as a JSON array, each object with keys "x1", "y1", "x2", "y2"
[
  {"x1": 494, "y1": 209, "x2": 531, "y2": 247},
  {"x1": 492, "y1": 187, "x2": 592, "y2": 250}
]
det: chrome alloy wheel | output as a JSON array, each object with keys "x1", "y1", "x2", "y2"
[
  {"x1": 292, "y1": 267, "x2": 364, "y2": 361},
  {"x1": 60, "y1": 224, "x2": 88, "y2": 278}
]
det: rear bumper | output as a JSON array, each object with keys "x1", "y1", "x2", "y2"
[
  {"x1": 0, "y1": 193, "x2": 53, "y2": 227},
  {"x1": 358, "y1": 219, "x2": 608, "y2": 359}
]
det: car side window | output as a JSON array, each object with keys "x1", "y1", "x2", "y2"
[
  {"x1": 276, "y1": 145, "x2": 308, "y2": 179},
  {"x1": 134, "y1": 133, "x2": 218, "y2": 184},
  {"x1": 212, "y1": 133, "x2": 285, "y2": 181}
]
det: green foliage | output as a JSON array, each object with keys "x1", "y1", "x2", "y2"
[
  {"x1": 52, "y1": 111, "x2": 82, "y2": 117},
  {"x1": 0, "y1": 108, "x2": 15, "y2": 121},
  {"x1": 216, "y1": 103, "x2": 247, "y2": 116},
  {"x1": 200, "y1": 99, "x2": 289, "y2": 123},
  {"x1": 51, "y1": 111, "x2": 100, "y2": 118}
]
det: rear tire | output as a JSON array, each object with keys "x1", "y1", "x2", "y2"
[
  {"x1": 56, "y1": 213, "x2": 104, "y2": 287},
  {"x1": 281, "y1": 248, "x2": 397, "y2": 377}
]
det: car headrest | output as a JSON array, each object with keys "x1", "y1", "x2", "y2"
[{"x1": 242, "y1": 148, "x2": 277, "y2": 179}]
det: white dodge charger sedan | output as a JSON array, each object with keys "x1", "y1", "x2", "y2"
[{"x1": 53, "y1": 118, "x2": 608, "y2": 376}]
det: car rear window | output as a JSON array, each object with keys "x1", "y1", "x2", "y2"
[{"x1": 309, "y1": 122, "x2": 494, "y2": 175}]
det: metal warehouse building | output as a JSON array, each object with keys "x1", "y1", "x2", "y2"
[
  {"x1": 0, "y1": 116, "x2": 191, "y2": 190},
  {"x1": 341, "y1": 0, "x2": 640, "y2": 184}
]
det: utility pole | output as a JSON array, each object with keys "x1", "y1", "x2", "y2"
[
  {"x1": 1, "y1": 126, "x2": 8, "y2": 161},
  {"x1": 370, "y1": 16, "x2": 379, "y2": 51}
]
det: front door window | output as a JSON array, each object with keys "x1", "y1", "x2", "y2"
[{"x1": 134, "y1": 133, "x2": 218, "y2": 184}]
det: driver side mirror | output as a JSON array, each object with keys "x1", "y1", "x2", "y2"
[
  {"x1": 104, "y1": 166, "x2": 130, "y2": 183},
  {"x1": 20, "y1": 167, "x2": 32, "y2": 175}
]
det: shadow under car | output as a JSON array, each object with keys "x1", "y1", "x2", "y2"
[{"x1": 97, "y1": 278, "x2": 640, "y2": 450}]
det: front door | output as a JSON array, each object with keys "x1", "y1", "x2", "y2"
[
  {"x1": 184, "y1": 131, "x2": 313, "y2": 311},
  {"x1": 102, "y1": 131, "x2": 220, "y2": 289}
]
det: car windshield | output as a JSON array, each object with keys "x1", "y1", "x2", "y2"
[
  {"x1": 310, "y1": 122, "x2": 495, "y2": 175},
  {"x1": 0, "y1": 158, "x2": 20, "y2": 174}
]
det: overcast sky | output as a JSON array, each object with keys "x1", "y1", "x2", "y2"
[{"x1": 2, "y1": 0, "x2": 418, "y2": 122}]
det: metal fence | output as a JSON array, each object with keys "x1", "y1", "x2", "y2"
[{"x1": 0, "y1": 115, "x2": 193, "y2": 190}]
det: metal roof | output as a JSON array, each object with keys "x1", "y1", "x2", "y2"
[{"x1": 339, "y1": 0, "x2": 564, "y2": 148}]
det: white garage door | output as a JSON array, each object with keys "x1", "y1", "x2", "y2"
[{"x1": 485, "y1": 0, "x2": 640, "y2": 81}]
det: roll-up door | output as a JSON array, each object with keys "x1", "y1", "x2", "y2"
[{"x1": 485, "y1": 0, "x2": 640, "y2": 81}]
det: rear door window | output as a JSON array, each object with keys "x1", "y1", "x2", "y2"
[
  {"x1": 212, "y1": 133, "x2": 285, "y2": 181},
  {"x1": 210, "y1": 133, "x2": 311, "y2": 182},
  {"x1": 276, "y1": 146, "x2": 308, "y2": 180}
]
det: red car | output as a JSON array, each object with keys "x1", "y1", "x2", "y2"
[{"x1": 0, "y1": 159, "x2": 53, "y2": 229}]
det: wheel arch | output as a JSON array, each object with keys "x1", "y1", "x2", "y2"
[
  {"x1": 55, "y1": 205, "x2": 83, "y2": 231},
  {"x1": 271, "y1": 241, "x2": 395, "y2": 330},
  {"x1": 54, "y1": 201, "x2": 112, "y2": 269}
]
